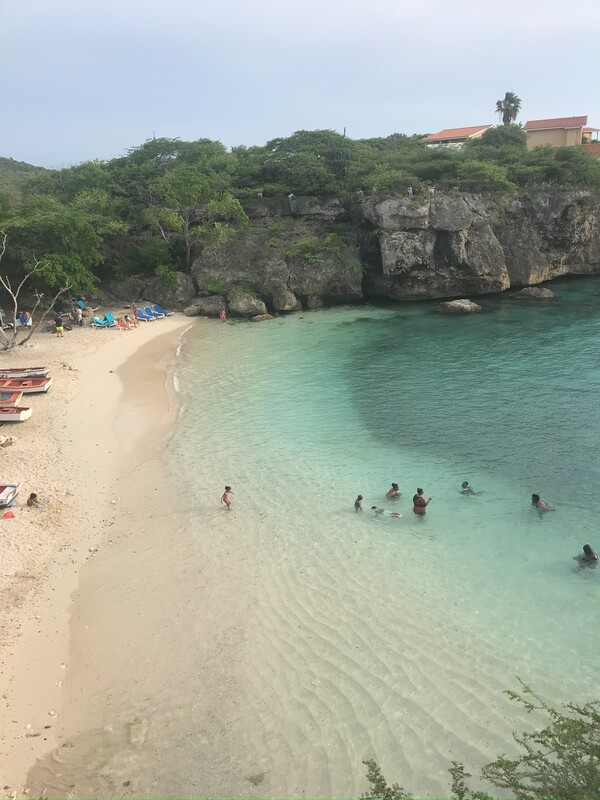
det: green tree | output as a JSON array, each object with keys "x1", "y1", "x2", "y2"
[
  {"x1": 363, "y1": 683, "x2": 600, "y2": 800},
  {"x1": 496, "y1": 92, "x2": 522, "y2": 125}
]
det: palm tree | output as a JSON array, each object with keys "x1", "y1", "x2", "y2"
[{"x1": 495, "y1": 91, "x2": 522, "y2": 125}]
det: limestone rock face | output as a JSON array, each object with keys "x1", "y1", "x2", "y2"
[
  {"x1": 514, "y1": 286, "x2": 555, "y2": 299},
  {"x1": 430, "y1": 195, "x2": 473, "y2": 231},
  {"x1": 362, "y1": 197, "x2": 430, "y2": 230},
  {"x1": 226, "y1": 289, "x2": 267, "y2": 317},
  {"x1": 184, "y1": 295, "x2": 225, "y2": 317},
  {"x1": 437, "y1": 299, "x2": 482, "y2": 313},
  {"x1": 144, "y1": 272, "x2": 196, "y2": 310},
  {"x1": 271, "y1": 285, "x2": 302, "y2": 312}
]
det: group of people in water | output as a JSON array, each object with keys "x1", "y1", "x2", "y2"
[{"x1": 353, "y1": 482, "x2": 598, "y2": 569}]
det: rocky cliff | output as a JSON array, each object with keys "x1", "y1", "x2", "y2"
[{"x1": 110, "y1": 190, "x2": 600, "y2": 315}]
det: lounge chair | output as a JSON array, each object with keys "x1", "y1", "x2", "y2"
[
  {"x1": 144, "y1": 306, "x2": 164, "y2": 319},
  {"x1": 103, "y1": 312, "x2": 118, "y2": 327},
  {"x1": 153, "y1": 304, "x2": 173, "y2": 316},
  {"x1": 136, "y1": 309, "x2": 155, "y2": 322},
  {"x1": 91, "y1": 316, "x2": 113, "y2": 328},
  {"x1": 76, "y1": 299, "x2": 99, "y2": 312}
]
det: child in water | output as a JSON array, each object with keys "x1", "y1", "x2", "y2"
[
  {"x1": 354, "y1": 495, "x2": 363, "y2": 512},
  {"x1": 461, "y1": 481, "x2": 475, "y2": 495},
  {"x1": 532, "y1": 493, "x2": 555, "y2": 512},
  {"x1": 575, "y1": 544, "x2": 598, "y2": 567},
  {"x1": 371, "y1": 506, "x2": 402, "y2": 518},
  {"x1": 386, "y1": 483, "x2": 400, "y2": 500},
  {"x1": 221, "y1": 485, "x2": 233, "y2": 509}
]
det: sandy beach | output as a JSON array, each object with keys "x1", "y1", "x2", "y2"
[{"x1": 0, "y1": 312, "x2": 191, "y2": 797}]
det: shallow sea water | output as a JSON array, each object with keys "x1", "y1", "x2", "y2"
[
  {"x1": 163, "y1": 279, "x2": 600, "y2": 797},
  {"x1": 28, "y1": 279, "x2": 600, "y2": 799}
]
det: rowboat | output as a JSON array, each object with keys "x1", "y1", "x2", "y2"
[
  {"x1": 0, "y1": 406, "x2": 32, "y2": 422},
  {"x1": 0, "y1": 483, "x2": 20, "y2": 508},
  {"x1": 0, "y1": 391, "x2": 23, "y2": 407},
  {"x1": 0, "y1": 377, "x2": 53, "y2": 394},
  {"x1": 0, "y1": 369, "x2": 49, "y2": 379}
]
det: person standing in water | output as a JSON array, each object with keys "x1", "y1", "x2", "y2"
[
  {"x1": 575, "y1": 544, "x2": 598, "y2": 567},
  {"x1": 354, "y1": 495, "x2": 363, "y2": 512},
  {"x1": 219, "y1": 308, "x2": 227, "y2": 322},
  {"x1": 386, "y1": 483, "x2": 400, "y2": 500},
  {"x1": 461, "y1": 481, "x2": 475, "y2": 495},
  {"x1": 221, "y1": 485, "x2": 233, "y2": 509},
  {"x1": 413, "y1": 488, "x2": 432, "y2": 515},
  {"x1": 532, "y1": 493, "x2": 555, "y2": 512}
]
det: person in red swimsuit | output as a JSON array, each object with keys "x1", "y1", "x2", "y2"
[{"x1": 412, "y1": 488, "x2": 432, "y2": 515}]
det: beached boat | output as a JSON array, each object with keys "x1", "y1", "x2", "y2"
[
  {"x1": 0, "y1": 406, "x2": 32, "y2": 422},
  {"x1": 0, "y1": 391, "x2": 23, "y2": 407},
  {"x1": 0, "y1": 368, "x2": 49, "y2": 380},
  {"x1": 0, "y1": 377, "x2": 53, "y2": 394},
  {"x1": 0, "y1": 483, "x2": 20, "y2": 508},
  {"x1": 0, "y1": 368, "x2": 49, "y2": 379}
]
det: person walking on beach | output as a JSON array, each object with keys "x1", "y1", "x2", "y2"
[
  {"x1": 221, "y1": 485, "x2": 233, "y2": 510},
  {"x1": 354, "y1": 495, "x2": 363, "y2": 512},
  {"x1": 413, "y1": 488, "x2": 432, "y2": 515},
  {"x1": 386, "y1": 483, "x2": 400, "y2": 500}
]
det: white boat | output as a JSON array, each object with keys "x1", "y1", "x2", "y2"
[
  {"x1": 0, "y1": 483, "x2": 20, "y2": 508},
  {"x1": 0, "y1": 377, "x2": 53, "y2": 394},
  {"x1": 0, "y1": 367, "x2": 49, "y2": 379},
  {"x1": 0, "y1": 406, "x2": 32, "y2": 422},
  {"x1": 0, "y1": 391, "x2": 23, "y2": 407}
]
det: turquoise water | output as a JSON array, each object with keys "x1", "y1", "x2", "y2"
[{"x1": 166, "y1": 281, "x2": 600, "y2": 797}]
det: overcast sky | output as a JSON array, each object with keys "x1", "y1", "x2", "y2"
[{"x1": 2, "y1": 0, "x2": 600, "y2": 168}]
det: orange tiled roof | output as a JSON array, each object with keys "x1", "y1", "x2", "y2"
[
  {"x1": 424, "y1": 125, "x2": 493, "y2": 142},
  {"x1": 524, "y1": 116, "x2": 587, "y2": 131},
  {"x1": 583, "y1": 126, "x2": 600, "y2": 133}
]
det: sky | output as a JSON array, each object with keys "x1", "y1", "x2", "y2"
[{"x1": 2, "y1": 0, "x2": 600, "y2": 168}]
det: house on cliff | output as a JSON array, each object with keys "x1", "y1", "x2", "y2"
[
  {"x1": 523, "y1": 115, "x2": 600, "y2": 151},
  {"x1": 423, "y1": 125, "x2": 493, "y2": 150}
]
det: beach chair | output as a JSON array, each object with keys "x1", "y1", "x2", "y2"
[
  {"x1": 144, "y1": 306, "x2": 164, "y2": 319},
  {"x1": 136, "y1": 308, "x2": 155, "y2": 322},
  {"x1": 153, "y1": 304, "x2": 173, "y2": 317},
  {"x1": 91, "y1": 316, "x2": 112, "y2": 328},
  {"x1": 103, "y1": 313, "x2": 118, "y2": 327},
  {"x1": 76, "y1": 299, "x2": 99, "y2": 313}
]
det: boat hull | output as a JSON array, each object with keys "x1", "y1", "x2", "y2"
[
  {"x1": 0, "y1": 483, "x2": 20, "y2": 508},
  {"x1": 0, "y1": 377, "x2": 53, "y2": 394},
  {"x1": 0, "y1": 368, "x2": 49, "y2": 379},
  {"x1": 0, "y1": 406, "x2": 32, "y2": 421},
  {"x1": 0, "y1": 392, "x2": 23, "y2": 407}
]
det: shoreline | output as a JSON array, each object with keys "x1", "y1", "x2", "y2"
[{"x1": 0, "y1": 315, "x2": 192, "y2": 796}]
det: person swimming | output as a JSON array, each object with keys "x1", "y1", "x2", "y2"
[
  {"x1": 532, "y1": 493, "x2": 555, "y2": 512},
  {"x1": 461, "y1": 481, "x2": 475, "y2": 495},
  {"x1": 386, "y1": 483, "x2": 400, "y2": 500},
  {"x1": 412, "y1": 488, "x2": 432, "y2": 515},
  {"x1": 371, "y1": 506, "x2": 402, "y2": 518},
  {"x1": 354, "y1": 495, "x2": 363, "y2": 512},
  {"x1": 575, "y1": 544, "x2": 598, "y2": 567}
]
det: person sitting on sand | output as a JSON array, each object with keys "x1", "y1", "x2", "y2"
[
  {"x1": 354, "y1": 495, "x2": 363, "y2": 512},
  {"x1": 221, "y1": 485, "x2": 233, "y2": 510},
  {"x1": 575, "y1": 544, "x2": 598, "y2": 568},
  {"x1": 371, "y1": 506, "x2": 402, "y2": 518},
  {"x1": 413, "y1": 488, "x2": 432, "y2": 515},
  {"x1": 461, "y1": 481, "x2": 475, "y2": 495},
  {"x1": 386, "y1": 483, "x2": 400, "y2": 500},
  {"x1": 532, "y1": 493, "x2": 554, "y2": 512},
  {"x1": 26, "y1": 493, "x2": 44, "y2": 509}
]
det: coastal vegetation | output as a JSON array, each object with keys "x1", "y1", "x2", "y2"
[
  {"x1": 362, "y1": 683, "x2": 600, "y2": 800},
  {"x1": 1, "y1": 127, "x2": 600, "y2": 296}
]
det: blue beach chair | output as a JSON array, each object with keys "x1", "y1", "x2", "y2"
[
  {"x1": 136, "y1": 308, "x2": 154, "y2": 322},
  {"x1": 103, "y1": 312, "x2": 118, "y2": 327},
  {"x1": 153, "y1": 304, "x2": 173, "y2": 316},
  {"x1": 91, "y1": 316, "x2": 112, "y2": 328},
  {"x1": 145, "y1": 306, "x2": 164, "y2": 319}
]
